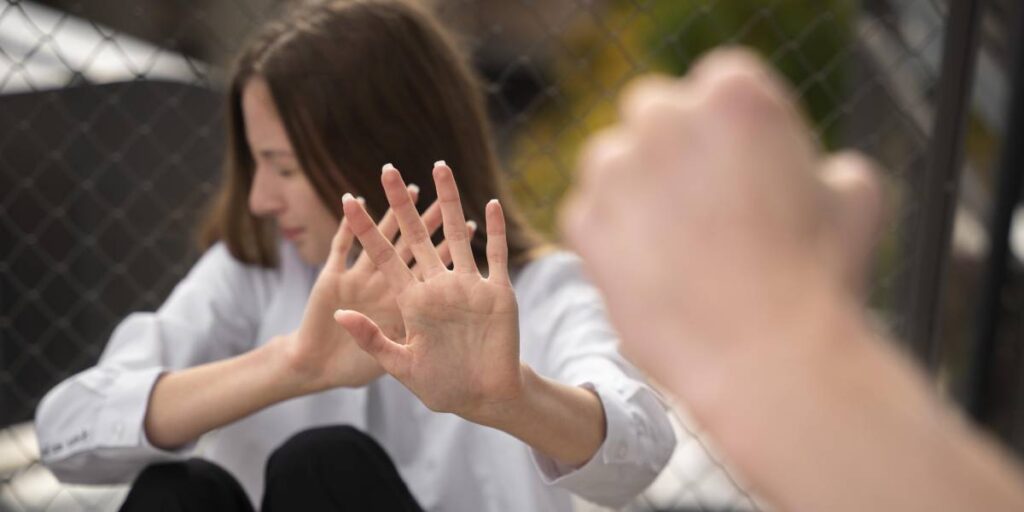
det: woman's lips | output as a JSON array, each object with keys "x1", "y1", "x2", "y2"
[{"x1": 280, "y1": 227, "x2": 304, "y2": 241}]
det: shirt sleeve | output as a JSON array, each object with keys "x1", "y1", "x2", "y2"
[
  {"x1": 34, "y1": 243, "x2": 271, "y2": 484},
  {"x1": 517, "y1": 253, "x2": 677, "y2": 508}
]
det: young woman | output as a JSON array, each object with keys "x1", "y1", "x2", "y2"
[{"x1": 35, "y1": 1, "x2": 675, "y2": 510}]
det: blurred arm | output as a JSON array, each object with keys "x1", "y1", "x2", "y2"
[{"x1": 697, "y1": 290, "x2": 1024, "y2": 512}]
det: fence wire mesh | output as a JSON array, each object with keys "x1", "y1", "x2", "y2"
[{"x1": 0, "y1": 0, "x2": 985, "y2": 510}]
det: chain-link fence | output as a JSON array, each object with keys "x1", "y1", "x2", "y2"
[{"x1": 2, "y1": 0, "x2": 1020, "y2": 511}]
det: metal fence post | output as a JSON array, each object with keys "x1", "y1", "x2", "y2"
[
  {"x1": 900, "y1": 0, "x2": 983, "y2": 365},
  {"x1": 966, "y1": 2, "x2": 1024, "y2": 423}
]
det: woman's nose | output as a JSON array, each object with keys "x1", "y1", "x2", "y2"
[{"x1": 248, "y1": 168, "x2": 285, "y2": 217}]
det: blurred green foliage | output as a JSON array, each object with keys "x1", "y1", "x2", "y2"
[{"x1": 509, "y1": 0, "x2": 855, "y2": 235}]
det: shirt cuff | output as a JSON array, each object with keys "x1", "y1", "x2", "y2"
[
  {"x1": 97, "y1": 367, "x2": 195, "y2": 456},
  {"x1": 530, "y1": 379, "x2": 675, "y2": 508}
]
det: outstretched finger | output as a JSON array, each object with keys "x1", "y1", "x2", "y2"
[
  {"x1": 393, "y1": 198, "x2": 443, "y2": 269},
  {"x1": 380, "y1": 184, "x2": 420, "y2": 242},
  {"x1": 354, "y1": 184, "x2": 421, "y2": 272},
  {"x1": 325, "y1": 215, "x2": 355, "y2": 273},
  {"x1": 433, "y1": 162, "x2": 478, "y2": 274},
  {"x1": 412, "y1": 219, "x2": 475, "y2": 279},
  {"x1": 382, "y1": 164, "x2": 446, "y2": 277},
  {"x1": 438, "y1": 220, "x2": 477, "y2": 270},
  {"x1": 485, "y1": 199, "x2": 510, "y2": 285},
  {"x1": 342, "y1": 193, "x2": 415, "y2": 293},
  {"x1": 334, "y1": 309, "x2": 410, "y2": 379}
]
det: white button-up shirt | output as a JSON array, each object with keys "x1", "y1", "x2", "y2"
[{"x1": 35, "y1": 242, "x2": 675, "y2": 511}]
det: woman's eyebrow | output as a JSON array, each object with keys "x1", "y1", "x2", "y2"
[{"x1": 257, "y1": 149, "x2": 296, "y2": 161}]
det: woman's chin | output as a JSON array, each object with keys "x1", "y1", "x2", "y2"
[{"x1": 299, "y1": 243, "x2": 331, "y2": 266}]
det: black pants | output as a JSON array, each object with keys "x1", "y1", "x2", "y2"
[{"x1": 119, "y1": 425, "x2": 423, "y2": 512}]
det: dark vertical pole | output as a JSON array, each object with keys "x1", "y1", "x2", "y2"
[
  {"x1": 901, "y1": 0, "x2": 983, "y2": 364},
  {"x1": 966, "y1": 3, "x2": 1024, "y2": 420}
]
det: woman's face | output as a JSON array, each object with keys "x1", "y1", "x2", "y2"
[{"x1": 242, "y1": 77, "x2": 338, "y2": 265}]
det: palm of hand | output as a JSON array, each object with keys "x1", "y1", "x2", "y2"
[
  {"x1": 335, "y1": 269, "x2": 403, "y2": 340},
  {"x1": 291, "y1": 257, "x2": 390, "y2": 391},
  {"x1": 394, "y1": 273, "x2": 521, "y2": 416}
]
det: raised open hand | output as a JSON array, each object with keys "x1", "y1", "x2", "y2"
[
  {"x1": 284, "y1": 186, "x2": 476, "y2": 393},
  {"x1": 333, "y1": 162, "x2": 523, "y2": 423}
]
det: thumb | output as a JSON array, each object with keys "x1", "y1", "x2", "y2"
[
  {"x1": 819, "y1": 151, "x2": 885, "y2": 299},
  {"x1": 333, "y1": 309, "x2": 409, "y2": 377}
]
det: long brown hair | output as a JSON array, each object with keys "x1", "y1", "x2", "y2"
[{"x1": 199, "y1": 0, "x2": 542, "y2": 268}]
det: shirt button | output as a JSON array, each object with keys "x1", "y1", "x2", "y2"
[{"x1": 632, "y1": 412, "x2": 647, "y2": 436}]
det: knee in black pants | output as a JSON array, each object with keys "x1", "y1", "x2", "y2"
[
  {"x1": 266, "y1": 425, "x2": 379, "y2": 480},
  {"x1": 263, "y1": 425, "x2": 422, "y2": 512},
  {"x1": 120, "y1": 459, "x2": 253, "y2": 512}
]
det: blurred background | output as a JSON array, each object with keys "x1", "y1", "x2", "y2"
[{"x1": 2, "y1": 0, "x2": 1023, "y2": 510}]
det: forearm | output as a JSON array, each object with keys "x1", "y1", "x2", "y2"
[
  {"x1": 473, "y1": 365, "x2": 606, "y2": 467},
  {"x1": 144, "y1": 337, "x2": 303, "y2": 449},
  {"x1": 692, "y1": 299, "x2": 1024, "y2": 512}
]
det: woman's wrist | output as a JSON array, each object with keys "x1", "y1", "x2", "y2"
[
  {"x1": 262, "y1": 334, "x2": 325, "y2": 398},
  {"x1": 462, "y1": 362, "x2": 533, "y2": 428},
  {"x1": 467, "y1": 364, "x2": 606, "y2": 467},
  {"x1": 145, "y1": 338, "x2": 311, "y2": 449},
  {"x1": 272, "y1": 329, "x2": 387, "y2": 393}
]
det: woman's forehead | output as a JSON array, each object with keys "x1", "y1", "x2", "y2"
[{"x1": 242, "y1": 79, "x2": 295, "y2": 155}]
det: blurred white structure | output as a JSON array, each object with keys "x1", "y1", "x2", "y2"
[{"x1": 0, "y1": 0, "x2": 205, "y2": 95}]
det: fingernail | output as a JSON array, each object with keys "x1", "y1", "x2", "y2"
[
  {"x1": 408, "y1": 183, "x2": 420, "y2": 194},
  {"x1": 382, "y1": 163, "x2": 396, "y2": 173},
  {"x1": 342, "y1": 193, "x2": 355, "y2": 203},
  {"x1": 434, "y1": 160, "x2": 446, "y2": 168},
  {"x1": 467, "y1": 220, "x2": 478, "y2": 231},
  {"x1": 357, "y1": 196, "x2": 366, "y2": 205},
  {"x1": 489, "y1": 198, "x2": 499, "y2": 206}
]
